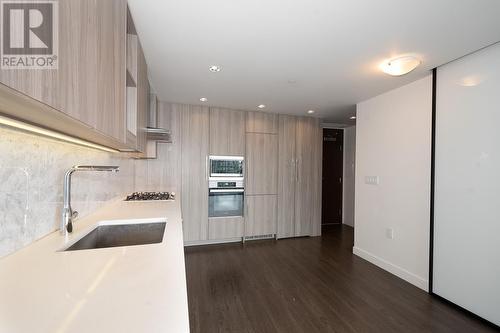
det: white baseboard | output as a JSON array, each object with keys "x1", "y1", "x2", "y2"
[{"x1": 352, "y1": 246, "x2": 428, "y2": 291}]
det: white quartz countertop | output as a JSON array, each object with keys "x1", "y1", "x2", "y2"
[{"x1": 0, "y1": 199, "x2": 189, "y2": 333}]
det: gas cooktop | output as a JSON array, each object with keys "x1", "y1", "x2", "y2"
[{"x1": 125, "y1": 192, "x2": 175, "y2": 201}]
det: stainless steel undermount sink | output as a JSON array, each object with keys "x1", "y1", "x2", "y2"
[{"x1": 63, "y1": 221, "x2": 166, "y2": 251}]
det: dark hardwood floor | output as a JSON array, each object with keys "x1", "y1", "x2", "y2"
[{"x1": 185, "y1": 225, "x2": 496, "y2": 333}]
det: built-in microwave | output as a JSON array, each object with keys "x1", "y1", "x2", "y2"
[{"x1": 209, "y1": 156, "x2": 244, "y2": 178}]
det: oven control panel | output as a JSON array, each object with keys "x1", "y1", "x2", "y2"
[{"x1": 209, "y1": 178, "x2": 244, "y2": 189}]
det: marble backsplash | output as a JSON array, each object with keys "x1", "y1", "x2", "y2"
[{"x1": 0, "y1": 125, "x2": 136, "y2": 258}]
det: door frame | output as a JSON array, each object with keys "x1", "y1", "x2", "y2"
[{"x1": 321, "y1": 124, "x2": 349, "y2": 225}]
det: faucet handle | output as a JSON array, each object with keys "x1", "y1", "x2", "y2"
[{"x1": 72, "y1": 211, "x2": 79, "y2": 219}]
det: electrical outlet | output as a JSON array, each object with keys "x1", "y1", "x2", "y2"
[
  {"x1": 385, "y1": 228, "x2": 394, "y2": 240},
  {"x1": 364, "y1": 176, "x2": 379, "y2": 185}
]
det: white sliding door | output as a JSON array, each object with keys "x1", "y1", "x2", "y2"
[{"x1": 434, "y1": 42, "x2": 500, "y2": 326}]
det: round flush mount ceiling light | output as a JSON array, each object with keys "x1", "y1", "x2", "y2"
[
  {"x1": 350, "y1": 116, "x2": 356, "y2": 120},
  {"x1": 199, "y1": 97, "x2": 208, "y2": 102},
  {"x1": 380, "y1": 55, "x2": 421, "y2": 76},
  {"x1": 307, "y1": 110, "x2": 315, "y2": 114},
  {"x1": 257, "y1": 104, "x2": 266, "y2": 109},
  {"x1": 209, "y1": 65, "x2": 221, "y2": 72}
]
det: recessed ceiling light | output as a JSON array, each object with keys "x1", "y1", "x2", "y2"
[
  {"x1": 199, "y1": 97, "x2": 208, "y2": 102},
  {"x1": 257, "y1": 104, "x2": 266, "y2": 109},
  {"x1": 209, "y1": 65, "x2": 221, "y2": 72},
  {"x1": 307, "y1": 110, "x2": 315, "y2": 114},
  {"x1": 380, "y1": 55, "x2": 421, "y2": 76},
  {"x1": 350, "y1": 116, "x2": 356, "y2": 120}
]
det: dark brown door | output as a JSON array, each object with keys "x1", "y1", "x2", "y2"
[{"x1": 322, "y1": 128, "x2": 343, "y2": 225}]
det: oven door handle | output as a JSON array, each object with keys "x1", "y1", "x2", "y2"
[{"x1": 209, "y1": 189, "x2": 245, "y2": 194}]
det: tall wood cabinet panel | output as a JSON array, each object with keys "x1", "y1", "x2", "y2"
[
  {"x1": 245, "y1": 133, "x2": 278, "y2": 195},
  {"x1": 245, "y1": 195, "x2": 277, "y2": 237},
  {"x1": 180, "y1": 104, "x2": 209, "y2": 242},
  {"x1": 209, "y1": 107, "x2": 245, "y2": 156},
  {"x1": 277, "y1": 115, "x2": 297, "y2": 238},
  {"x1": 246, "y1": 111, "x2": 278, "y2": 134},
  {"x1": 277, "y1": 115, "x2": 322, "y2": 238},
  {"x1": 295, "y1": 117, "x2": 322, "y2": 237}
]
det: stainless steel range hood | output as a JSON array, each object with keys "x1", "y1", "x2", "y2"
[
  {"x1": 146, "y1": 126, "x2": 171, "y2": 142},
  {"x1": 147, "y1": 93, "x2": 171, "y2": 143}
]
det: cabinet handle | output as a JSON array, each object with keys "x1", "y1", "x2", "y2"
[{"x1": 296, "y1": 159, "x2": 299, "y2": 183}]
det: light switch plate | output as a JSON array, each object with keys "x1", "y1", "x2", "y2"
[
  {"x1": 364, "y1": 176, "x2": 379, "y2": 185},
  {"x1": 385, "y1": 228, "x2": 394, "y2": 240}
]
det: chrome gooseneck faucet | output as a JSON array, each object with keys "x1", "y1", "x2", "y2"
[{"x1": 61, "y1": 165, "x2": 120, "y2": 235}]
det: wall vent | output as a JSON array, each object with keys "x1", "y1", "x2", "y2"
[{"x1": 244, "y1": 234, "x2": 275, "y2": 241}]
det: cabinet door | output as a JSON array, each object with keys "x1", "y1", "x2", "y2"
[
  {"x1": 180, "y1": 104, "x2": 209, "y2": 242},
  {"x1": 246, "y1": 111, "x2": 278, "y2": 134},
  {"x1": 0, "y1": 0, "x2": 127, "y2": 142},
  {"x1": 209, "y1": 107, "x2": 245, "y2": 156},
  {"x1": 0, "y1": 0, "x2": 100, "y2": 126},
  {"x1": 245, "y1": 195, "x2": 277, "y2": 237},
  {"x1": 135, "y1": 42, "x2": 148, "y2": 153},
  {"x1": 209, "y1": 217, "x2": 244, "y2": 240},
  {"x1": 294, "y1": 117, "x2": 322, "y2": 237},
  {"x1": 95, "y1": 0, "x2": 127, "y2": 142},
  {"x1": 277, "y1": 115, "x2": 297, "y2": 239},
  {"x1": 245, "y1": 133, "x2": 278, "y2": 195}
]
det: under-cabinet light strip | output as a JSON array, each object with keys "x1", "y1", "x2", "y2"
[{"x1": 0, "y1": 114, "x2": 120, "y2": 153}]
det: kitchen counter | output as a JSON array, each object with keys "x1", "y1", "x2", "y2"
[{"x1": 0, "y1": 198, "x2": 189, "y2": 333}]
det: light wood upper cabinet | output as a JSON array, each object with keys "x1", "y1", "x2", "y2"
[
  {"x1": 245, "y1": 133, "x2": 278, "y2": 195},
  {"x1": 0, "y1": 0, "x2": 130, "y2": 149},
  {"x1": 277, "y1": 115, "x2": 297, "y2": 238},
  {"x1": 94, "y1": 0, "x2": 127, "y2": 142},
  {"x1": 246, "y1": 111, "x2": 278, "y2": 134},
  {"x1": 245, "y1": 195, "x2": 277, "y2": 237},
  {"x1": 135, "y1": 42, "x2": 148, "y2": 154},
  {"x1": 180, "y1": 104, "x2": 209, "y2": 242},
  {"x1": 209, "y1": 107, "x2": 245, "y2": 156}
]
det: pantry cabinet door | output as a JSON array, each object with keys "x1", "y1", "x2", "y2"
[
  {"x1": 277, "y1": 115, "x2": 297, "y2": 239},
  {"x1": 180, "y1": 104, "x2": 210, "y2": 242},
  {"x1": 294, "y1": 117, "x2": 322, "y2": 237}
]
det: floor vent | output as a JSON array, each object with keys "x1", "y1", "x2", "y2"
[{"x1": 244, "y1": 234, "x2": 275, "y2": 241}]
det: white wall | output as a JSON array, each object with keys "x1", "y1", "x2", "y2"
[
  {"x1": 343, "y1": 126, "x2": 356, "y2": 227},
  {"x1": 353, "y1": 75, "x2": 432, "y2": 291},
  {"x1": 433, "y1": 42, "x2": 500, "y2": 326}
]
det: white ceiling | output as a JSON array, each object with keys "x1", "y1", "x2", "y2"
[{"x1": 128, "y1": 0, "x2": 500, "y2": 123}]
